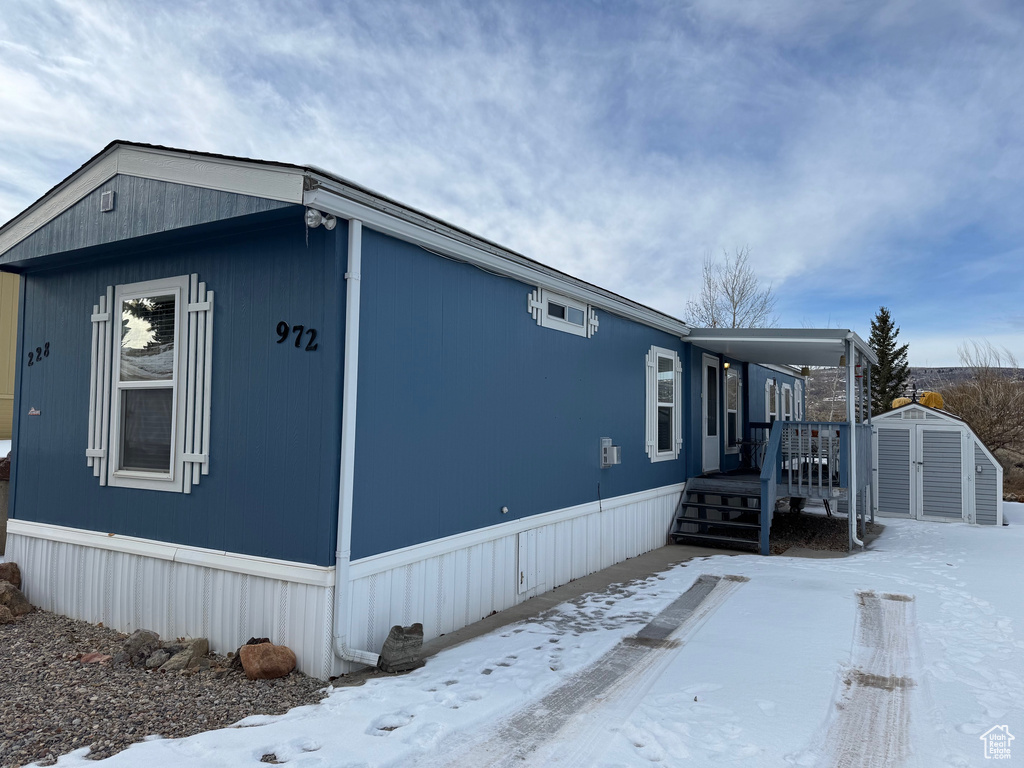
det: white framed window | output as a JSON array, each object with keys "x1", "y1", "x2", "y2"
[
  {"x1": 765, "y1": 378, "x2": 778, "y2": 423},
  {"x1": 87, "y1": 274, "x2": 214, "y2": 493},
  {"x1": 795, "y1": 380, "x2": 803, "y2": 420},
  {"x1": 528, "y1": 288, "x2": 599, "y2": 338},
  {"x1": 646, "y1": 346, "x2": 682, "y2": 462},
  {"x1": 782, "y1": 383, "x2": 793, "y2": 421},
  {"x1": 726, "y1": 367, "x2": 742, "y2": 453}
]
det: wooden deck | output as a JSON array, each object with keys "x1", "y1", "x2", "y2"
[
  {"x1": 686, "y1": 473, "x2": 761, "y2": 497},
  {"x1": 688, "y1": 471, "x2": 845, "y2": 500}
]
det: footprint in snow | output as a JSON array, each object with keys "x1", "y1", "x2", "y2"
[{"x1": 368, "y1": 712, "x2": 414, "y2": 736}]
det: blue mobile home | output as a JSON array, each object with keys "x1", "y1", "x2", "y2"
[{"x1": 0, "y1": 142, "x2": 805, "y2": 677}]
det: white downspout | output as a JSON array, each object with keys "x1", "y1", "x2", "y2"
[
  {"x1": 846, "y1": 336, "x2": 864, "y2": 549},
  {"x1": 333, "y1": 219, "x2": 381, "y2": 668}
]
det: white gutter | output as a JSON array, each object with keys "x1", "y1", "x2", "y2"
[
  {"x1": 332, "y1": 218, "x2": 381, "y2": 668},
  {"x1": 304, "y1": 186, "x2": 691, "y2": 340},
  {"x1": 846, "y1": 335, "x2": 864, "y2": 549}
]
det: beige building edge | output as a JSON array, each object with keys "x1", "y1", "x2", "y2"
[{"x1": 0, "y1": 271, "x2": 18, "y2": 440}]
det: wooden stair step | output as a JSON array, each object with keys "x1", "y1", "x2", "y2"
[
  {"x1": 675, "y1": 517, "x2": 760, "y2": 530},
  {"x1": 680, "y1": 502, "x2": 760, "y2": 514},
  {"x1": 670, "y1": 532, "x2": 759, "y2": 548}
]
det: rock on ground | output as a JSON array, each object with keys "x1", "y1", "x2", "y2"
[
  {"x1": 239, "y1": 642, "x2": 297, "y2": 680},
  {"x1": 0, "y1": 581, "x2": 32, "y2": 617},
  {"x1": 0, "y1": 611, "x2": 328, "y2": 768},
  {"x1": 0, "y1": 562, "x2": 21, "y2": 589}
]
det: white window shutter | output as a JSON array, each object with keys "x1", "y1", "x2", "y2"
[
  {"x1": 645, "y1": 350, "x2": 656, "y2": 459},
  {"x1": 675, "y1": 360, "x2": 684, "y2": 450},
  {"x1": 86, "y1": 287, "x2": 114, "y2": 485},
  {"x1": 183, "y1": 274, "x2": 214, "y2": 492},
  {"x1": 527, "y1": 288, "x2": 544, "y2": 323}
]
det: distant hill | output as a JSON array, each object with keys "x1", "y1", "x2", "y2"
[{"x1": 801, "y1": 366, "x2": 1017, "y2": 420}]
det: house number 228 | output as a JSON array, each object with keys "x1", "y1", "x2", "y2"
[
  {"x1": 276, "y1": 321, "x2": 318, "y2": 351},
  {"x1": 28, "y1": 342, "x2": 50, "y2": 366}
]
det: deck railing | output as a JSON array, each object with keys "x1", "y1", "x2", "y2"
[{"x1": 758, "y1": 420, "x2": 873, "y2": 555}]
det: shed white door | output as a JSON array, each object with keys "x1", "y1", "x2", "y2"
[
  {"x1": 702, "y1": 355, "x2": 720, "y2": 474},
  {"x1": 916, "y1": 425, "x2": 966, "y2": 521}
]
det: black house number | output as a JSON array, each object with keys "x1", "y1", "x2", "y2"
[
  {"x1": 27, "y1": 342, "x2": 50, "y2": 366},
  {"x1": 276, "y1": 321, "x2": 318, "y2": 351}
]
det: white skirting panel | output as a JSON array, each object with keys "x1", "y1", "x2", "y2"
[
  {"x1": 346, "y1": 482, "x2": 684, "y2": 659},
  {"x1": 3, "y1": 483, "x2": 683, "y2": 679},
  {"x1": 3, "y1": 521, "x2": 337, "y2": 680}
]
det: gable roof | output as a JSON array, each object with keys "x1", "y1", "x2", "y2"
[
  {"x1": 873, "y1": 402, "x2": 966, "y2": 423},
  {"x1": 0, "y1": 141, "x2": 692, "y2": 339}
]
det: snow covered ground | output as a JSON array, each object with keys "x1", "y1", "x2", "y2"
[{"x1": 45, "y1": 504, "x2": 1024, "y2": 768}]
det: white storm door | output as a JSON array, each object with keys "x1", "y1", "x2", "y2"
[
  {"x1": 915, "y1": 425, "x2": 966, "y2": 521},
  {"x1": 702, "y1": 355, "x2": 721, "y2": 473}
]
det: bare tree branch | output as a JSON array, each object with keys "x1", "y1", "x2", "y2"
[
  {"x1": 685, "y1": 246, "x2": 778, "y2": 328},
  {"x1": 942, "y1": 341, "x2": 1024, "y2": 460}
]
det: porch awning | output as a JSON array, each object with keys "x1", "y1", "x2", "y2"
[{"x1": 685, "y1": 328, "x2": 878, "y2": 368}]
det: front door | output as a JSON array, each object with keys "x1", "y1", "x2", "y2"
[
  {"x1": 915, "y1": 425, "x2": 965, "y2": 521},
  {"x1": 702, "y1": 355, "x2": 720, "y2": 473}
]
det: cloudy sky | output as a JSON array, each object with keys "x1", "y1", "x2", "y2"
[{"x1": 2, "y1": 0, "x2": 1022, "y2": 365}]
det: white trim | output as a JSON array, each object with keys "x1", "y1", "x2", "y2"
[
  {"x1": 782, "y1": 383, "x2": 793, "y2": 421},
  {"x1": 725, "y1": 366, "x2": 742, "y2": 454},
  {"x1": 5, "y1": 519, "x2": 335, "y2": 587},
  {"x1": 305, "y1": 186, "x2": 691, "y2": 340},
  {"x1": 701, "y1": 354, "x2": 721, "y2": 473},
  {"x1": 2, "y1": 142, "x2": 689, "y2": 343},
  {"x1": 765, "y1": 378, "x2": 778, "y2": 422},
  {"x1": 332, "y1": 218, "x2": 380, "y2": 667},
  {"x1": 350, "y1": 482, "x2": 686, "y2": 579},
  {"x1": 346, "y1": 482, "x2": 682, "y2": 661},
  {"x1": 795, "y1": 380, "x2": 803, "y2": 420},
  {"x1": 530, "y1": 287, "x2": 593, "y2": 338},
  {"x1": 0, "y1": 145, "x2": 304, "y2": 259},
  {"x1": 114, "y1": 146, "x2": 304, "y2": 203},
  {"x1": 108, "y1": 275, "x2": 190, "y2": 492},
  {"x1": 645, "y1": 346, "x2": 682, "y2": 462}
]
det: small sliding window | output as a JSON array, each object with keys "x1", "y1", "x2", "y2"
[{"x1": 529, "y1": 288, "x2": 595, "y2": 338}]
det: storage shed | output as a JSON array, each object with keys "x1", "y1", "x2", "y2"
[{"x1": 874, "y1": 403, "x2": 1002, "y2": 525}]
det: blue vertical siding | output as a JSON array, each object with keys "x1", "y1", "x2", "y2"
[
  {"x1": 684, "y1": 351, "x2": 803, "y2": 478},
  {"x1": 1, "y1": 175, "x2": 293, "y2": 268},
  {"x1": 11, "y1": 209, "x2": 343, "y2": 566},
  {"x1": 351, "y1": 230, "x2": 687, "y2": 559}
]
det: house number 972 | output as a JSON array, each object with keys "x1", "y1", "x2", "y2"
[{"x1": 276, "y1": 321, "x2": 318, "y2": 351}]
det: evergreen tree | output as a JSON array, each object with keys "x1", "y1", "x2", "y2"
[{"x1": 868, "y1": 306, "x2": 910, "y2": 414}]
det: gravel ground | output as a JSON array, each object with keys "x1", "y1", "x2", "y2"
[
  {"x1": 769, "y1": 509, "x2": 884, "y2": 554},
  {"x1": 0, "y1": 611, "x2": 330, "y2": 768}
]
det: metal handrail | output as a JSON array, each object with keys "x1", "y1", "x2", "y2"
[
  {"x1": 759, "y1": 420, "x2": 867, "y2": 555},
  {"x1": 758, "y1": 426, "x2": 783, "y2": 555}
]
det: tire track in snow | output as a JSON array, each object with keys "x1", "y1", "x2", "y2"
[
  {"x1": 411, "y1": 573, "x2": 747, "y2": 768},
  {"x1": 812, "y1": 591, "x2": 917, "y2": 768}
]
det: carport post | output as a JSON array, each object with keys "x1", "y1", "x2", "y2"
[
  {"x1": 867, "y1": 362, "x2": 875, "y2": 523},
  {"x1": 846, "y1": 337, "x2": 863, "y2": 550}
]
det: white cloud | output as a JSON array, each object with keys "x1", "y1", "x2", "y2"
[{"x1": 0, "y1": 0, "x2": 1022, "y2": 356}]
